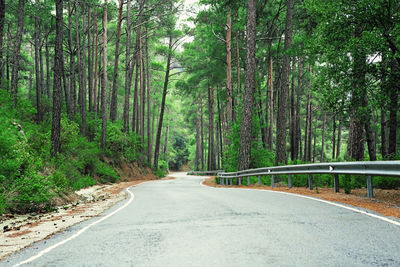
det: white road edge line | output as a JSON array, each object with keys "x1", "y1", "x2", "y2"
[
  {"x1": 200, "y1": 178, "x2": 400, "y2": 227},
  {"x1": 14, "y1": 188, "x2": 136, "y2": 267}
]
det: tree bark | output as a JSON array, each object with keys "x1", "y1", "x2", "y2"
[
  {"x1": 304, "y1": 93, "x2": 312, "y2": 162},
  {"x1": 388, "y1": 60, "x2": 398, "y2": 158},
  {"x1": 290, "y1": 60, "x2": 296, "y2": 161},
  {"x1": 45, "y1": 34, "x2": 51, "y2": 99},
  {"x1": 34, "y1": 14, "x2": 42, "y2": 121},
  {"x1": 381, "y1": 109, "x2": 387, "y2": 158},
  {"x1": 208, "y1": 86, "x2": 216, "y2": 171},
  {"x1": 336, "y1": 120, "x2": 342, "y2": 158},
  {"x1": 123, "y1": 0, "x2": 132, "y2": 132},
  {"x1": 294, "y1": 56, "x2": 303, "y2": 160},
  {"x1": 153, "y1": 35, "x2": 172, "y2": 170},
  {"x1": 87, "y1": 6, "x2": 94, "y2": 113},
  {"x1": 275, "y1": 0, "x2": 294, "y2": 165},
  {"x1": 39, "y1": 42, "x2": 45, "y2": 96},
  {"x1": 235, "y1": 31, "x2": 241, "y2": 118},
  {"x1": 68, "y1": 1, "x2": 77, "y2": 116},
  {"x1": 200, "y1": 98, "x2": 205, "y2": 170},
  {"x1": 10, "y1": 0, "x2": 25, "y2": 106},
  {"x1": 146, "y1": 28, "x2": 152, "y2": 166},
  {"x1": 267, "y1": 57, "x2": 274, "y2": 150},
  {"x1": 94, "y1": 17, "x2": 99, "y2": 114},
  {"x1": 226, "y1": 6, "x2": 233, "y2": 142},
  {"x1": 51, "y1": 0, "x2": 63, "y2": 158},
  {"x1": 332, "y1": 115, "x2": 336, "y2": 159},
  {"x1": 346, "y1": 26, "x2": 366, "y2": 161},
  {"x1": 321, "y1": 112, "x2": 326, "y2": 162},
  {"x1": 110, "y1": 0, "x2": 123, "y2": 122},
  {"x1": 0, "y1": 0, "x2": 5, "y2": 81},
  {"x1": 195, "y1": 114, "x2": 201, "y2": 171},
  {"x1": 81, "y1": 2, "x2": 87, "y2": 135},
  {"x1": 238, "y1": 0, "x2": 256, "y2": 171},
  {"x1": 101, "y1": 2, "x2": 108, "y2": 151}
]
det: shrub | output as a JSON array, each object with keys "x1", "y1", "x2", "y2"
[{"x1": 94, "y1": 161, "x2": 120, "y2": 183}]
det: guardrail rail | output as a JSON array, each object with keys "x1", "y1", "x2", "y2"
[
  {"x1": 187, "y1": 170, "x2": 223, "y2": 176},
  {"x1": 210, "y1": 161, "x2": 400, "y2": 198}
]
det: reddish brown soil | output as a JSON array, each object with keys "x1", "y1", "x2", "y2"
[{"x1": 203, "y1": 177, "x2": 400, "y2": 218}]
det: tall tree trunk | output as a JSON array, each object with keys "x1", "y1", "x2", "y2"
[
  {"x1": 388, "y1": 60, "x2": 398, "y2": 158},
  {"x1": 81, "y1": 2, "x2": 87, "y2": 135},
  {"x1": 312, "y1": 123, "x2": 316, "y2": 163},
  {"x1": 275, "y1": 0, "x2": 294, "y2": 165},
  {"x1": 365, "y1": 119, "x2": 376, "y2": 161},
  {"x1": 381, "y1": 109, "x2": 387, "y2": 158},
  {"x1": 336, "y1": 120, "x2": 342, "y2": 158},
  {"x1": 110, "y1": 0, "x2": 123, "y2": 122},
  {"x1": 39, "y1": 43, "x2": 45, "y2": 96},
  {"x1": 140, "y1": 35, "x2": 145, "y2": 146},
  {"x1": 146, "y1": 28, "x2": 152, "y2": 166},
  {"x1": 195, "y1": 114, "x2": 201, "y2": 171},
  {"x1": 45, "y1": 35, "x2": 51, "y2": 98},
  {"x1": 226, "y1": 6, "x2": 233, "y2": 142},
  {"x1": 321, "y1": 112, "x2": 326, "y2": 162},
  {"x1": 217, "y1": 88, "x2": 224, "y2": 162},
  {"x1": 235, "y1": 31, "x2": 241, "y2": 118},
  {"x1": 304, "y1": 93, "x2": 312, "y2": 162},
  {"x1": 347, "y1": 25, "x2": 366, "y2": 161},
  {"x1": 200, "y1": 98, "x2": 205, "y2": 170},
  {"x1": 290, "y1": 60, "x2": 296, "y2": 161},
  {"x1": 123, "y1": 0, "x2": 132, "y2": 132},
  {"x1": 68, "y1": 1, "x2": 76, "y2": 117},
  {"x1": 101, "y1": 2, "x2": 108, "y2": 151},
  {"x1": 132, "y1": 56, "x2": 139, "y2": 133},
  {"x1": 153, "y1": 35, "x2": 172, "y2": 170},
  {"x1": 0, "y1": 0, "x2": 5, "y2": 81},
  {"x1": 34, "y1": 16, "x2": 42, "y2": 121},
  {"x1": 164, "y1": 124, "x2": 169, "y2": 168},
  {"x1": 51, "y1": 0, "x2": 63, "y2": 158},
  {"x1": 208, "y1": 86, "x2": 216, "y2": 171},
  {"x1": 267, "y1": 57, "x2": 274, "y2": 150},
  {"x1": 28, "y1": 43, "x2": 33, "y2": 99},
  {"x1": 94, "y1": 17, "x2": 99, "y2": 114},
  {"x1": 332, "y1": 115, "x2": 336, "y2": 159},
  {"x1": 238, "y1": 0, "x2": 256, "y2": 171},
  {"x1": 6, "y1": 22, "x2": 11, "y2": 88},
  {"x1": 257, "y1": 88, "x2": 267, "y2": 149},
  {"x1": 10, "y1": 0, "x2": 25, "y2": 106},
  {"x1": 294, "y1": 56, "x2": 303, "y2": 160},
  {"x1": 87, "y1": 6, "x2": 93, "y2": 112}
]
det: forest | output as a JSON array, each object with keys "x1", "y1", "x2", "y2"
[{"x1": 0, "y1": 0, "x2": 399, "y2": 214}]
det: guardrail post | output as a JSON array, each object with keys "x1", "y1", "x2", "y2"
[
  {"x1": 258, "y1": 176, "x2": 261, "y2": 185},
  {"x1": 271, "y1": 175, "x2": 275, "y2": 188},
  {"x1": 238, "y1": 177, "x2": 241, "y2": 185},
  {"x1": 308, "y1": 174, "x2": 313, "y2": 190},
  {"x1": 334, "y1": 174, "x2": 339, "y2": 193},
  {"x1": 247, "y1": 176, "x2": 250, "y2": 186},
  {"x1": 367, "y1": 176, "x2": 373, "y2": 198},
  {"x1": 229, "y1": 178, "x2": 232, "y2": 185},
  {"x1": 288, "y1": 174, "x2": 292, "y2": 188},
  {"x1": 219, "y1": 177, "x2": 223, "y2": 185}
]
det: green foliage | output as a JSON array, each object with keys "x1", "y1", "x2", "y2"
[
  {"x1": 168, "y1": 136, "x2": 189, "y2": 170},
  {"x1": 154, "y1": 160, "x2": 168, "y2": 178}
]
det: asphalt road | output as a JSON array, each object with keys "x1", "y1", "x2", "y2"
[{"x1": 3, "y1": 172, "x2": 400, "y2": 266}]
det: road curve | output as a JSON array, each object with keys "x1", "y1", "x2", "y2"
[{"x1": 3, "y1": 172, "x2": 400, "y2": 266}]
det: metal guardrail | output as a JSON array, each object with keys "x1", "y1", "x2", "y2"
[
  {"x1": 216, "y1": 161, "x2": 400, "y2": 198},
  {"x1": 187, "y1": 170, "x2": 223, "y2": 176}
]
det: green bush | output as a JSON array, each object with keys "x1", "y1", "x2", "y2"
[
  {"x1": 12, "y1": 174, "x2": 55, "y2": 213},
  {"x1": 94, "y1": 160, "x2": 120, "y2": 183}
]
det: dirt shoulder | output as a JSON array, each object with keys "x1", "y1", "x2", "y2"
[
  {"x1": 0, "y1": 176, "x2": 173, "y2": 261},
  {"x1": 203, "y1": 177, "x2": 400, "y2": 218}
]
